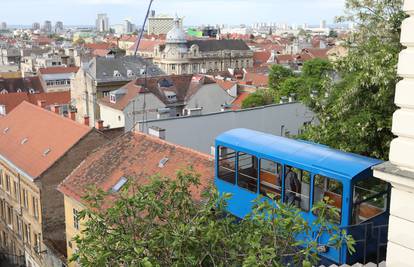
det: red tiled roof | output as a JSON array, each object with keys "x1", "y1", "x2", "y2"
[
  {"x1": 92, "y1": 49, "x2": 111, "y2": 57},
  {"x1": 84, "y1": 43, "x2": 116, "y2": 50},
  {"x1": 58, "y1": 132, "x2": 214, "y2": 204},
  {"x1": 302, "y1": 48, "x2": 331, "y2": 59},
  {"x1": 244, "y1": 72, "x2": 269, "y2": 87},
  {"x1": 215, "y1": 79, "x2": 237, "y2": 91},
  {"x1": 0, "y1": 101, "x2": 91, "y2": 178},
  {"x1": 39, "y1": 67, "x2": 79, "y2": 75},
  {"x1": 0, "y1": 91, "x2": 70, "y2": 114},
  {"x1": 99, "y1": 84, "x2": 144, "y2": 111},
  {"x1": 129, "y1": 39, "x2": 164, "y2": 52},
  {"x1": 231, "y1": 91, "x2": 251, "y2": 110},
  {"x1": 253, "y1": 51, "x2": 271, "y2": 66}
]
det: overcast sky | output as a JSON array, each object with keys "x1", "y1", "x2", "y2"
[{"x1": 1, "y1": 0, "x2": 346, "y2": 26}]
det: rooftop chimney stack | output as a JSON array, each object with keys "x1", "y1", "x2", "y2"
[
  {"x1": 37, "y1": 100, "x2": 47, "y2": 109},
  {"x1": 70, "y1": 110, "x2": 76, "y2": 121},
  {"x1": 52, "y1": 105, "x2": 60, "y2": 114},
  {"x1": 95, "y1": 120, "x2": 104, "y2": 130},
  {"x1": 148, "y1": 126, "x2": 166, "y2": 140},
  {"x1": 83, "y1": 116, "x2": 90, "y2": 127}
]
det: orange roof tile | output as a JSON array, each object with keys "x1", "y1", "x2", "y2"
[
  {"x1": 99, "y1": 84, "x2": 144, "y2": 111},
  {"x1": 231, "y1": 91, "x2": 251, "y2": 110},
  {"x1": 39, "y1": 67, "x2": 79, "y2": 75},
  {"x1": 244, "y1": 72, "x2": 269, "y2": 87},
  {"x1": 58, "y1": 132, "x2": 214, "y2": 204},
  {"x1": 0, "y1": 102, "x2": 91, "y2": 178}
]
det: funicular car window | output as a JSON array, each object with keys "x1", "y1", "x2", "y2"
[
  {"x1": 218, "y1": 146, "x2": 236, "y2": 184},
  {"x1": 284, "y1": 166, "x2": 310, "y2": 211},
  {"x1": 313, "y1": 175, "x2": 343, "y2": 223},
  {"x1": 352, "y1": 177, "x2": 389, "y2": 224},
  {"x1": 259, "y1": 159, "x2": 282, "y2": 200},
  {"x1": 237, "y1": 152, "x2": 258, "y2": 193}
]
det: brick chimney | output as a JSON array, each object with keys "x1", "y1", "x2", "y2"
[
  {"x1": 51, "y1": 105, "x2": 60, "y2": 114},
  {"x1": 37, "y1": 100, "x2": 47, "y2": 109},
  {"x1": 83, "y1": 116, "x2": 90, "y2": 126},
  {"x1": 69, "y1": 110, "x2": 76, "y2": 121},
  {"x1": 95, "y1": 120, "x2": 104, "y2": 130}
]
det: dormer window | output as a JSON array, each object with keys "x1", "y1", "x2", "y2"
[
  {"x1": 16, "y1": 88, "x2": 22, "y2": 93},
  {"x1": 29, "y1": 89, "x2": 35, "y2": 94},
  {"x1": 113, "y1": 70, "x2": 122, "y2": 77},
  {"x1": 110, "y1": 94, "x2": 116, "y2": 103},
  {"x1": 127, "y1": 69, "x2": 134, "y2": 77},
  {"x1": 139, "y1": 68, "x2": 146, "y2": 75},
  {"x1": 1, "y1": 89, "x2": 8, "y2": 94}
]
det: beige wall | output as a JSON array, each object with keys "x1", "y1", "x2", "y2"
[
  {"x1": 0, "y1": 160, "x2": 43, "y2": 267},
  {"x1": 63, "y1": 195, "x2": 85, "y2": 267}
]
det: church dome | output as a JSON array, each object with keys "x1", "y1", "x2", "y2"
[{"x1": 166, "y1": 17, "x2": 187, "y2": 44}]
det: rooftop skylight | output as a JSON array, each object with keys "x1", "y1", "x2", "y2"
[{"x1": 111, "y1": 176, "x2": 128, "y2": 192}]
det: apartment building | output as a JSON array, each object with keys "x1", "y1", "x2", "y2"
[{"x1": 0, "y1": 101, "x2": 108, "y2": 267}]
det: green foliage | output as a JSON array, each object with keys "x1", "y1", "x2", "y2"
[
  {"x1": 72, "y1": 169, "x2": 354, "y2": 267},
  {"x1": 241, "y1": 90, "x2": 276, "y2": 109},
  {"x1": 301, "y1": 0, "x2": 405, "y2": 159},
  {"x1": 268, "y1": 64, "x2": 295, "y2": 90}
]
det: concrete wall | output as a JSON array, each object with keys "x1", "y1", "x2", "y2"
[
  {"x1": 124, "y1": 93, "x2": 166, "y2": 132},
  {"x1": 185, "y1": 83, "x2": 235, "y2": 114},
  {"x1": 137, "y1": 102, "x2": 316, "y2": 154}
]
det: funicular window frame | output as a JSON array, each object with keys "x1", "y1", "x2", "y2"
[
  {"x1": 259, "y1": 158, "x2": 282, "y2": 200},
  {"x1": 352, "y1": 176, "x2": 389, "y2": 224},
  {"x1": 217, "y1": 146, "x2": 237, "y2": 184},
  {"x1": 237, "y1": 152, "x2": 258, "y2": 193},
  {"x1": 313, "y1": 175, "x2": 343, "y2": 224},
  {"x1": 284, "y1": 166, "x2": 311, "y2": 212}
]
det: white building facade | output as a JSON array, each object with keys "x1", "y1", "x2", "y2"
[{"x1": 373, "y1": 1, "x2": 414, "y2": 267}]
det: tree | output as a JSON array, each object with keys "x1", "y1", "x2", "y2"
[
  {"x1": 268, "y1": 64, "x2": 295, "y2": 90},
  {"x1": 301, "y1": 0, "x2": 405, "y2": 160},
  {"x1": 72, "y1": 169, "x2": 354, "y2": 267}
]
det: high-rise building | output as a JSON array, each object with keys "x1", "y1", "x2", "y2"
[
  {"x1": 55, "y1": 21, "x2": 64, "y2": 33},
  {"x1": 32, "y1": 22, "x2": 41, "y2": 31},
  {"x1": 42, "y1": 20, "x2": 52, "y2": 33},
  {"x1": 124, "y1": 19, "x2": 133, "y2": 33},
  {"x1": 96, "y1": 13, "x2": 109, "y2": 32},
  {"x1": 0, "y1": 22, "x2": 7, "y2": 30},
  {"x1": 320, "y1": 20, "x2": 327, "y2": 29}
]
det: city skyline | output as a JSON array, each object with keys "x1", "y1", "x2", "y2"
[{"x1": 1, "y1": 0, "x2": 345, "y2": 26}]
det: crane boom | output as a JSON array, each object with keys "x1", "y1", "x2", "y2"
[{"x1": 134, "y1": 0, "x2": 155, "y2": 56}]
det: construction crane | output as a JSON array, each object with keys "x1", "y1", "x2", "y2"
[{"x1": 134, "y1": 0, "x2": 155, "y2": 56}]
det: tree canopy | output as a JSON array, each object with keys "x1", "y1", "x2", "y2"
[
  {"x1": 301, "y1": 0, "x2": 405, "y2": 159},
  {"x1": 72, "y1": 169, "x2": 354, "y2": 267}
]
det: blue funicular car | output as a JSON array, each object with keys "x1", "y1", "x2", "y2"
[{"x1": 214, "y1": 128, "x2": 390, "y2": 265}]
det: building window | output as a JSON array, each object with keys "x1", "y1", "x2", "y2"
[
  {"x1": 13, "y1": 181, "x2": 19, "y2": 200},
  {"x1": 16, "y1": 216, "x2": 22, "y2": 238},
  {"x1": 34, "y1": 233, "x2": 41, "y2": 253},
  {"x1": 32, "y1": 197, "x2": 39, "y2": 219},
  {"x1": 24, "y1": 224, "x2": 31, "y2": 245},
  {"x1": 237, "y1": 152, "x2": 258, "y2": 193},
  {"x1": 284, "y1": 166, "x2": 310, "y2": 211},
  {"x1": 352, "y1": 177, "x2": 389, "y2": 224},
  {"x1": 5, "y1": 174, "x2": 10, "y2": 193},
  {"x1": 0, "y1": 200, "x2": 4, "y2": 220},
  {"x1": 0, "y1": 169, "x2": 3, "y2": 187},
  {"x1": 171, "y1": 64, "x2": 176, "y2": 71},
  {"x1": 73, "y1": 209, "x2": 79, "y2": 230},
  {"x1": 259, "y1": 159, "x2": 282, "y2": 200},
  {"x1": 313, "y1": 175, "x2": 343, "y2": 223},
  {"x1": 217, "y1": 146, "x2": 236, "y2": 184},
  {"x1": 6, "y1": 205, "x2": 12, "y2": 227},
  {"x1": 22, "y1": 188, "x2": 28, "y2": 209}
]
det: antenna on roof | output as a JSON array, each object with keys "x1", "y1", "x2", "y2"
[{"x1": 134, "y1": 0, "x2": 155, "y2": 57}]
